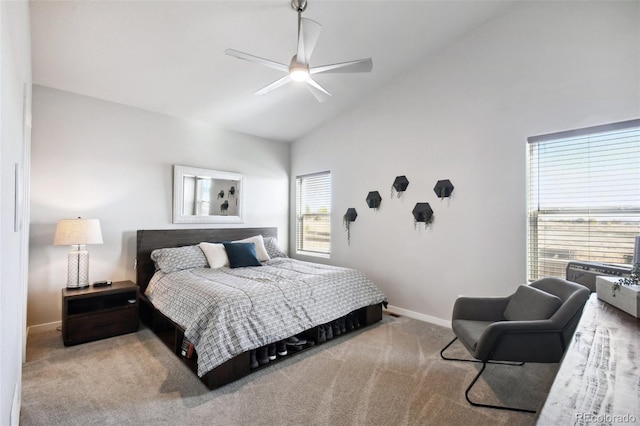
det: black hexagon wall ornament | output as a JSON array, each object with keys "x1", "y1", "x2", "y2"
[
  {"x1": 391, "y1": 175, "x2": 409, "y2": 198},
  {"x1": 343, "y1": 208, "x2": 358, "y2": 245},
  {"x1": 344, "y1": 208, "x2": 358, "y2": 222},
  {"x1": 434, "y1": 179, "x2": 454, "y2": 199},
  {"x1": 366, "y1": 191, "x2": 382, "y2": 209},
  {"x1": 412, "y1": 202, "x2": 434, "y2": 229}
]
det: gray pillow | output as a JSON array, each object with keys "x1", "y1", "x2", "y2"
[
  {"x1": 503, "y1": 285, "x2": 562, "y2": 321},
  {"x1": 263, "y1": 237, "x2": 288, "y2": 259},
  {"x1": 150, "y1": 245, "x2": 208, "y2": 273}
]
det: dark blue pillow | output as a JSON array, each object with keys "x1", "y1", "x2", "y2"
[{"x1": 222, "y1": 242, "x2": 262, "y2": 268}]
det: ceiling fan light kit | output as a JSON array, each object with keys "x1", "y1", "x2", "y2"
[
  {"x1": 289, "y1": 58, "x2": 310, "y2": 82},
  {"x1": 226, "y1": 0, "x2": 373, "y2": 102}
]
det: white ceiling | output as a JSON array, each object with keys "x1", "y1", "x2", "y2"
[{"x1": 30, "y1": 0, "x2": 513, "y2": 142}]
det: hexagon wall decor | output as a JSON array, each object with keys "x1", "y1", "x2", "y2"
[
  {"x1": 366, "y1": 191, "x2": 382, "y2": 210},
  {"x1": 391, "y1": 175, "x2": 409, "y2": 198},
  {"x1": 343, "y1": 208, "x2": 358, "y2": 245},
  {"x1": 434, "y1": 179, "x2": 454, "y2": 199},
  {"x1": 412, "y1": 202, "x2": 434, "y2": 229}
]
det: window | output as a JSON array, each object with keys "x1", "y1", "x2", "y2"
[
  {"x1": 527, "y1": 119, "x2": 640, "y2": 281},
  {"x1": 296, "y1": 171, "x2": 331, "y2": 256}
]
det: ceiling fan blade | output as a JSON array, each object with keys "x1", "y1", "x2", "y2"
[
  {"x1": 254, "y1": 75, "x2": 291, "y2": 96},
  {"x1": 305, "y1": 78, "x2": 332, "y2": 103},
  {"x1": 297, "y1": 18, "x2": 322, "y2": 64},
  {"x1": 225, "y1": 49, "x2": 289, "y2": 73},
  {"x1": 310, "y1": 58, "x2": 373, "y2": 75}
]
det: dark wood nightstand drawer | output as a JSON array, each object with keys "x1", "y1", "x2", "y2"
[{"x1": 65, "y1": 305, "x2": 138, "y2": 345}]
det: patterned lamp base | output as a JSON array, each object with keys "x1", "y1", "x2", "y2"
[{"x1": 67, "y1": 246, "x2": 90, "y2": 289}]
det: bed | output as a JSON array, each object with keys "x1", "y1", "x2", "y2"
[{"x1": 136, "y1": 227, "x2": 386, "y2": 389}]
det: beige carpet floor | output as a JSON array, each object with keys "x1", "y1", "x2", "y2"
[{"x1": 21, "y1": 314, "x2": 557, "y2": 425}]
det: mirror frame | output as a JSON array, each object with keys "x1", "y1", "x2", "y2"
[{"x1": 172, "y1": 165, "x2": 244, "y2": 224}]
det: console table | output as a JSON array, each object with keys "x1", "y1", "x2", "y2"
[{"x1": 537, "y1": 294, "x2": 640, "y2": 424}]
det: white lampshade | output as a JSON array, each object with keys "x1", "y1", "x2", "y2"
[
  {"x1": 54, "y1": 218, "x2": 103, "y2": 246},
  {"x1": 54, "y1": 218, "x2": 103, "y2": 289}
]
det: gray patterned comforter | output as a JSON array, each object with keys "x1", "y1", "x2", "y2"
[{"x1": 145, "y1": 258, "x2": 386, "y2": 376}]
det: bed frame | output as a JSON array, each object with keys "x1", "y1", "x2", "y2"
[{"x1": 136, "y1": 227, "x2": 383, "y2": 389}]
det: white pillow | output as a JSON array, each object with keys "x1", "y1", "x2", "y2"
[
  {"x1": 233, "y1": 235, "x2": 270, "y2": 262},
  {"x1": 198, "y1": 242, "x2": 229, "y2": 269}
]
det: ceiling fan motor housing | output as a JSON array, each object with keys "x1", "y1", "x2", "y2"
[{"x1": 291, "y1": 0, "x2": 307, "y2": 12}]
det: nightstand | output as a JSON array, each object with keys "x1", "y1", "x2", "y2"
[{"x1": 61, "y1": 280, "x2": 139, "y2": 346}]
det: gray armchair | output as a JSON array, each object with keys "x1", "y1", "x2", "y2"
[{"x1": 440, "y1": 277, "x2": 590, "y2": 413}]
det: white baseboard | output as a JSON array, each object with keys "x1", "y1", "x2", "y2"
[
  {"x1": 384, "y1": 304, "x2": 451, "y2": 328},
  {"x1": 27, "y1": 320, "x2": 61, "y2": 336}
]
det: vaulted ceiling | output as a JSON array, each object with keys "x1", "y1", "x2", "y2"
[{"x1": 30, "y1": 0, "x2": 513, "y2": 142}]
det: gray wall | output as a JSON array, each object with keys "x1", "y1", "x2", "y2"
[
  {"x1": 290, "y1": 1, "x2": 640, "y2": 324},
  {"x1": 28, "y1": 86, "x2": 290, "y2": 327},
  {"x1": 1, "y1": 1, "x2": 31, "y2": 424}
]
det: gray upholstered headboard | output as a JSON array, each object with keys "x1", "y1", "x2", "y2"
[{"x1": 136, "y1": 227, "x2": 278, "y2": 293}]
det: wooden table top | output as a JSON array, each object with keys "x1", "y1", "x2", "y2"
[{"x1": 537, "y1": 294, "x2": 640, "y2": 425}]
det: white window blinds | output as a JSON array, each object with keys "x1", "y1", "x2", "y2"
[
  {"x1": 527, "y1": 119, "x2": 640, "y2": 280},
  {"x1": 296, "y1": 171, "x2": 331, "y2": 256}
]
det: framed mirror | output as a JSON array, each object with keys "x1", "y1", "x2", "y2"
[{"x1": 173, "y1": 165, "x2": 244, "y2": 224}]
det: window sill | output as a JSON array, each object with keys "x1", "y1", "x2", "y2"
[{"x1": 294, "y1": 251, "x2": 331, "y2": 263}]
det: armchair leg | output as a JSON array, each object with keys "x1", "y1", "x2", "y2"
[
  {"x1": 465, "y1": 362, "x2": 536, "y2": 414},
  {"x1": 440, "y1": 337, "x2": 524, "y2": 366},
  {"x1": 440, "y1": 337, "x2": 474, "y2": 362},
  {"x1": 440, "y1": 337, "x2": 534, "y2": 413}
]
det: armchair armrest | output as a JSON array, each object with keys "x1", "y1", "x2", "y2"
[
  {"x1": 452, "y1": 296, "x2": 510, "y2": 322},
  {"x1": 474, "y1": 319, "x2": 566, "y2": 362}
]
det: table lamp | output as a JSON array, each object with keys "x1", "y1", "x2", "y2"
[{"x1": 54, "y1": 217, "x2": 103, "y2": 289}]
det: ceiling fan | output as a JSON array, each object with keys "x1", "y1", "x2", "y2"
[{"x1": 225, "y1": 0, "x2": 373, "y2": 102}]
